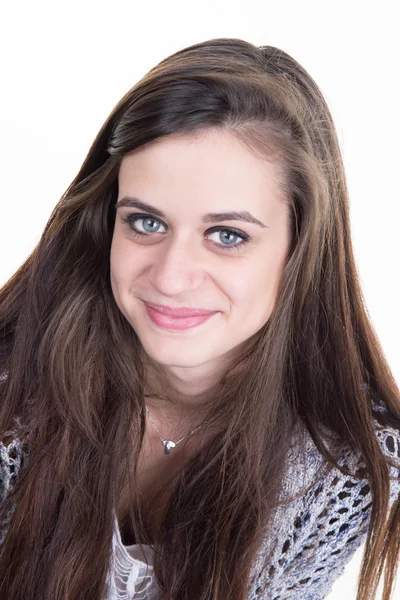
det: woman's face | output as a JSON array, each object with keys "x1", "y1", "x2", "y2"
[{"x1": 110, "y1": 128, "x2": 291, "y2": 392}]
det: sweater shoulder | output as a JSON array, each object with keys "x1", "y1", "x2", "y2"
[
  {"x1": 248, "y1": 407, "x2": 400, "y2": 599},
  {"x1": 0, "y1": 436, "x2": 25, "y2": 544},
  {"x1": 0, "y1": 437, "x2": 24, "y2": 503}
]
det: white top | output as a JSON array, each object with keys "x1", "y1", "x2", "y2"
[
  {"x1": 2, "y1": 387, "x2": 400, "y2": 599},
  {"x1": 106, "y1": 510, "x2": 159, "y2": 600}
]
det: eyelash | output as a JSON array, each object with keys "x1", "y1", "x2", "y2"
[{"x1": 120, "y1": 213, "x2": 251, "y2": 253}]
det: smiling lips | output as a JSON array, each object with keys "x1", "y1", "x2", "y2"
[
  {"x1": 144, "y1": 301, "x2": 218, "y2": 317},
  {"x1": 144, "y1": 301, "x2": 218, "y2": 330}
]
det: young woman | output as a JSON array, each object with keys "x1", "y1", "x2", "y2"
[{"x1": 1, "y1": 37, "x2": 399, "y2": 600}]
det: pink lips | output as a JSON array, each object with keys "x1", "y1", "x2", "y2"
[{"x1": 144, "y1": 301, "x2": 218, "y2": 331}]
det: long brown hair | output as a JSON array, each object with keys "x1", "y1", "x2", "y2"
[{"x1": 1, "y1": 37, "x2": 400, "y2": 600}]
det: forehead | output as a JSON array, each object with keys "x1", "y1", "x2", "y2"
[{"x1": 117, "y1": 129, "x2": 286, "y2": 215}]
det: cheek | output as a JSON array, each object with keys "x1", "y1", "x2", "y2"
[
  {"x1": 110, "y1": 237, "x2": 133, "y2": 282},
  {"x1": 109, "y1": 247, "x2": 121, "y2": 291},
  {"x1": 233, "y1": 266, "x2": 276, "y2": 301},
  {"x1": 231, "y1": 263, "x2": 283, "y2": 323},
  {"x1": 109, "y1": 241, "x2": 132, "y2": 301}
]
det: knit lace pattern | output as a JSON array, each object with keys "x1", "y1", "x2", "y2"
[
  {"x1": 105, "y1": 513, "x2": 157, "y2": 599},
  {"x1": 1, "y1": 397, "x2": 400, "y2": 599},
  {"x1": 247, "y1": 409, "x2": 400, "y2": 598}
]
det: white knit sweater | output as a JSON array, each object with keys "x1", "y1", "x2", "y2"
[
  {"x1": 106, "y1": 512, "x2": 157, "y2": 599},
  {"x1": 1, "y1": 393, "x2": 400, "y2": 599}
]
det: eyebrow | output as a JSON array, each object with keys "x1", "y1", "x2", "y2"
[{"x1": 115, "y1": 197, "x2": 268, "y2": 228}]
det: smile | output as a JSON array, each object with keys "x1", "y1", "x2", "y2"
[{"x1": 144, "y1": 303, "x2": 218, "y2": 331}]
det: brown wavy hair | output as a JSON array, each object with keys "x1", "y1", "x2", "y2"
[{"x1": 1, "y1": 37, "x2": 400, "y2": 600}]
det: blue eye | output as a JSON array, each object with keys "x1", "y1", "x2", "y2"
[{"x1": 121, "y1": 213, "x2": 251, "y2": 253}]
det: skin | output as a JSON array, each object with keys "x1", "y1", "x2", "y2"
[{"x1": 110, "y1": 128, "x2": 291, "y2": 427}]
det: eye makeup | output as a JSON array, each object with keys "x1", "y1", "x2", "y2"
[{"x1": 120, "y1": 212, "x2": 251, "y2": 254}]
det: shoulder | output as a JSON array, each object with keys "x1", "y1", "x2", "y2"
[
  {"x1": 248, "y1": 406, "x2": 400, "y2": 599},
  {"x1": 0, "y1": 435, "x2": 25, "y2": 498},
  {"x1": 0, "y1": 436, "x2": 25, "y2": 543},
  {"x1": 0, "y1": 371, "x2": 29, "y2": 506}
]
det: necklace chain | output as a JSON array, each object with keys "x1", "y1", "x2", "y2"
[{"x1": 145, "y1": 405, "x2": 208, "y2": 455}]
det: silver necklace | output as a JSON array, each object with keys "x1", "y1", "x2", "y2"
[{"x1": 145, "y1": 405, "x2": 208, "y2": 455}]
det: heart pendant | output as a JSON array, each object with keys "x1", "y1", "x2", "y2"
[{"x1": 162, "y1": 440, "x2": 176, "y2": 455}]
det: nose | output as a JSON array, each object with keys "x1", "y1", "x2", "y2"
[{"x1": 147, "y1": 235, "x2": 208, "y2": 296}]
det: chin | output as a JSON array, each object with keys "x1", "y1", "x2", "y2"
[{"x1": 142, "y1": 341, "x2": 217, "y2": 368}]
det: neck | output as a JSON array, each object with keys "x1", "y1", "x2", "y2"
[{"x1": 144, "y1": 392, "x2": 211, "y2": 430}]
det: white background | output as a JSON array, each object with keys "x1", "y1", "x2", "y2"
[{"x1": 0, "y1": 1, "x2": 399, "y2": 597}]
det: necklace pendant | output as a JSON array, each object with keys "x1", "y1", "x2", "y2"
[{"x1": 162, "y1": 440, "x2": 176, "y2": 455}]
